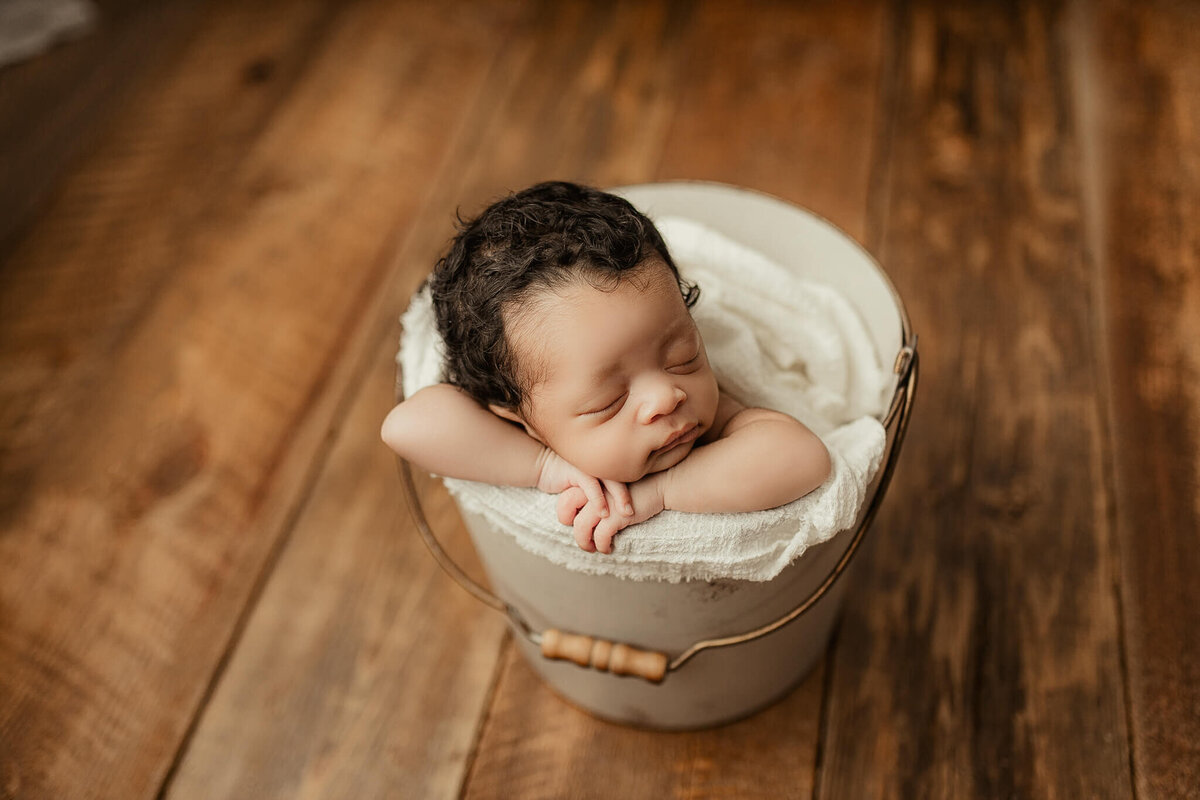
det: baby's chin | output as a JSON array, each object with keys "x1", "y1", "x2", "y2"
[
  {"x1": 640, "y1": 438, "x2": 697, "y2": 479},
  {"x1": 579, "y1": 439, "x2": 699, "y2": 484}
]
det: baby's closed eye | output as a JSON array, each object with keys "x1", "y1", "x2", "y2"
[
  {"x1": 581, "y1": 392, "x2": 627, "y2": 417},
  {"x1": 664, "y1": 332, "x2": 702, "y2": 373},
  {"x1": 667, "y1": 353, "x2": 701, "y2": 374}
]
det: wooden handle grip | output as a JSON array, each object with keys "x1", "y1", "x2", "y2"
[{"x1": 540, "y1": 629, "x2": 668, "y2": 683}]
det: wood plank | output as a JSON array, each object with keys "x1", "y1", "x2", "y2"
[
  {"x1": 0, "y1": 0, "x2": 204, "y2": 256},
  {"x1": 655, "y1": 0, "x2": 890, "y2": 242},
  {"x1": 0, "y1": 0, "x2": 511, "y2": 797},
  {"x1": 818, "y1": 3, "x2": 1131, "y2": 797},
  {"x1": 464, "y1": 1, "x2": 889, "y2": 797},
  {"x1": 1086, "y1": 1, "x2": 1200, "y2": 795},
  {"x1": 467, "y1": 647, "x2": 825, "y2": 800},
  {"x1": 0, "y1": 0, "x2": 345, "y2": 487},
  {"x1": 163, "y1": 334, "x2": 510, "y2": 800}
]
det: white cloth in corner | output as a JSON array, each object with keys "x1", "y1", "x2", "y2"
[
  {"x1": 0, "y1": 0, "x2": 97, "y2": 68},
  {"x1": 398, "y1": 217, "x2": 891, "y2": 583}
]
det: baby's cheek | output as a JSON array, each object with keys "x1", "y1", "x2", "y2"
[
  {"x1": 695, "y1": 374, "x2": 721, "y2": 425},
  {"x1": 590, "y1": 438, "x2": 647, "y2": 484}
]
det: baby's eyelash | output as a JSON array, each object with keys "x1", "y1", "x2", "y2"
[
  {"x1": 668, "y1": 354, "x2": 701, "y2": 373},
  {"x1": 584, "y1": 393, "x2": 626, "y2": 416}
]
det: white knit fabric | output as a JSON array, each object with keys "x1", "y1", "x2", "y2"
[{"x1": 398, "y1": 217, "x2": 890, "y2": 582}]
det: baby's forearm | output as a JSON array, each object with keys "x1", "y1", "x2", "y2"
[
  {"x1": 643, "y1": 408, "x2": 831, "y2": 514},
  {"x1": 381, "y1": 384, "x2": 544, "y2": 487}
]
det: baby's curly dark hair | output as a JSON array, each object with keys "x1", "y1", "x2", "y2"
[{"x1": 430, "y1": 181, "x2": 699, "y2": 412}]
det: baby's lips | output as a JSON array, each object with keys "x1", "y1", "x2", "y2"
[{"x1": 653, "y1": 422, "x2": 700, "y2": 455}]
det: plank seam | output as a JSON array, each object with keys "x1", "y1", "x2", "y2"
[
  {"x1": 152, "y1": 232, "x2": 398, "y2": 800},
  {"x1": 814, "y1": 0, "x2": 907, "y2": 794},
  {"x1": 456, "y1": 632, "x2": 514, "y2": 800},
  {"x1": 1064, "y1": 1, "x2": 1139, "y2": 796},
  {"x1": 811, "y1": 641, "x2": 837, "y2": 800},
  {"x1": 154, "y1": 204, "x2": 420, "y2": 799},
  {"x1": 862, "y1": 0, "x2": 908, "y2": 261}
]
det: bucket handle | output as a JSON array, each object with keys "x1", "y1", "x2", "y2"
[{"x1": 396, "y1": 338, "x2": 918, "y2": 682}]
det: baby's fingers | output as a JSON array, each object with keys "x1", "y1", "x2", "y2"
[
  {"x1": 577, "y1": 477, "x2": 610, "y2": 518},
  {"x1": 603, "y1": 479, "x2": 633, "y2": 516},
  {"x1": 556, "y1": 486, "x2": 588, "y2": 526},
  {"x1": 593, "y1": 516, "x2": 624, "y2": 555},
  {"x1": 572, "y1": 507, "x2": 600, "y2": 553}
]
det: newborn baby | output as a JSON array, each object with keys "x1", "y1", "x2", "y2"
[{"x1": 381, "y1": 181, "x2": 831, "y2": 554}]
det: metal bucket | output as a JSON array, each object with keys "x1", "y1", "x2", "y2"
[{"x1": 398, "y1": 181, "x2": 918, "y2": 730}]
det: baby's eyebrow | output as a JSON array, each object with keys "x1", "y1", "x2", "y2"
[
  {"x1": 572, "y1": 376, "x2": 624, "y2": 415},
  {"x1": 662, "y1": 316, "x2": 699, "y2": 348},
  {"x1": 586, "y1": 360, "x2": 624, "y2": 385},
  {"x1": 577, "y1": 313, "x2": 699, "y2": 388}
]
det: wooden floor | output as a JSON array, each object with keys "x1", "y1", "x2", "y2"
[{"x1": 1, "y1": 0, "x2": 1197, "y2": 797}]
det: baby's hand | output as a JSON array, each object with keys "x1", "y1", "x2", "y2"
[
  {"x1": 536, "y1": 449, "x2": 631, "y2": 520},
  {"x1": 558, "y1": 486, "x2": 627, "y2": 554},
  {"x1": 557, "y1": 479, "x2": 665, "y2": 554}
]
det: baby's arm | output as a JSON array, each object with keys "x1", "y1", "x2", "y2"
[
  {"x1": 381, "y1": 383, "x2": 628, "y2": 513},
  {"x1": 646, "y1": 394, "x2": 832, "y2": 514}
]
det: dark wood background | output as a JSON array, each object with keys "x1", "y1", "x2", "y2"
[{"x1": 1, "y1": 0, "x2": 1196, "y2": 797}]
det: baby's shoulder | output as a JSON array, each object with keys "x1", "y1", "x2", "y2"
[{"x1": 704, "y1": 391, "x2": 805, "y2": 442}]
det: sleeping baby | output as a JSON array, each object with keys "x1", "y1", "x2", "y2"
[{"x1": 381, "y1": 181, "x2": 831, "y2": 554}]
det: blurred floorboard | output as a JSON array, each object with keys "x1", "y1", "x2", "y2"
[{"x1": 0, "y1": 0, "x2": 1196, "y2": 798}]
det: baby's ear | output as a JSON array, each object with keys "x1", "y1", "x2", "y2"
[
  {"x1": 488, "y1": 404, "x2": 525, "y2": 425},
  {"x1": 489, "y1": 404, "x2": 546, "y2": 444}
]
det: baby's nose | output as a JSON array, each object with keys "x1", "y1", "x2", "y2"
[{"x1": 637, "y1": 384, "x2": 687, "y2": 424}]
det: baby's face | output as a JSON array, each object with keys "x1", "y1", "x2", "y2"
[{"x1": 504, "y1": 260, "x2": 719, "y2": 483}]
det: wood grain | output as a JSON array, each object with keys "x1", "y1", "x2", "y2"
[
  {"x1": 0, "y1": 0, "x2": 204, "y2": 255},
  {"x1": 656, "y1": 0, "x2": 890, "y2": 242},
  {"x1": 818, "y1": 3, "x2": 1131, "y2": 797},
  {"x1": 163, "y1": 334, "x2": 509, "y2": 800},
  {"x1": 1087, "y1": 1, "x2": 1200, "y2": 795},
  {"x1": 6, "y1": 0, "x2": 1200, "y2": 796},
  {"x1": 467, "y1": 646, "x2": 825, "y2": 800},
  {"x1": 0, "y1": 0, "x2": 513, "y2": 796},
  {"x1": 464, "y1": 2, "x2": 889, "y2": 798},
  {"x1": 0, "y1": 0, "x2": 345, "y2": 492}
]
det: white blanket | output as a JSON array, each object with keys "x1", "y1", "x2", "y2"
[{"x1": 398, "y1": 217, "x2": 890, "y2": 582}]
